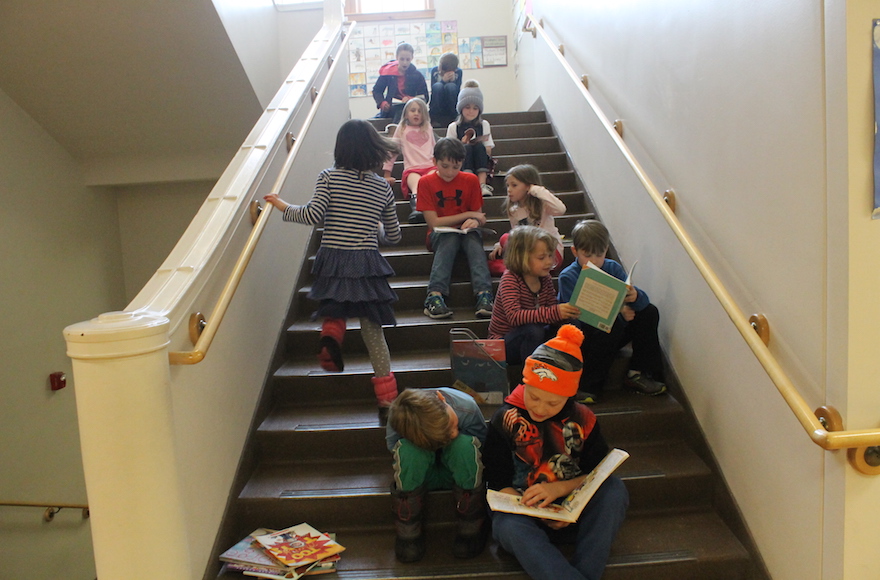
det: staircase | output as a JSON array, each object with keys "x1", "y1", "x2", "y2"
[{"x1": 211, "y1": 110, "x2": 766, "y2": 580}]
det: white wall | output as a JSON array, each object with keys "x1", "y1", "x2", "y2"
[
  {"x1": 514, "y1": 1, "x2": 838, "y2": 579},
  {"x1": 0, "y1": 88, "x2": 126, "y2": 580},
  {"x1": 348, "y1": 0, "x2": 520, "y2": 119}
]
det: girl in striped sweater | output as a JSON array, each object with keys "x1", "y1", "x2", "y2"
[
  {"x1": 264, "y1": 119, "x2": 402, "y2": 415},
  {"x1": 488, "y1": 225, "x2": 580, "y2": 366}
]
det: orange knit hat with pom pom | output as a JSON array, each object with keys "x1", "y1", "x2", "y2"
[{"x1": 522, "y1": 324, "x2": 585, "y2": 397}]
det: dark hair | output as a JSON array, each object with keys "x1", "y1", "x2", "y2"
[
  {"x1": 570, "y1": 219, "x2": 611, "y2": 255},
  {"x1": 439, "y1": 52, "x2": 459, "y2": 72},
  {"x1": 334, "y1": 119, "x2": 398, "y2": 172},
  {"x1": 433, "y1": 137, "x2": 466, "y2": 163},
  {"x1": 501, "y1": 164, "x2": 544, "y2": 222},
  {"x1": 396, "y1": 42, "x2": 415, "y2": 57}
]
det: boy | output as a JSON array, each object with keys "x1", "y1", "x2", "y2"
[
  {"x1": 428, "y1": 52, "x2": 462, "y2": 127},
  {"x1": 482, "y1": 324, "x2": 629, "y2": 580},
  {"x1": 372, "y1": 43, "x2": 429, "y2": 123},
  {"x1": 417, "y1": 138, "x2": 494, "y2": 319},
  {"x1": 386, "y1": 387, "x2": 489, "y2": 562},
  {"x1": 557, "y1": 219, "x2": 666, "y2": 403}
]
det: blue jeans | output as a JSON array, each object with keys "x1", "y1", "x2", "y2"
[
  {"x1": 430, "y1": 81, "x2": 459, "y2": 119},
  {"x1": 491, "y1": 476, "x2": 629, "y2": 580},
  {"x1": 504, "y1": 323, "x2": 550, "y2": 366},
  {"x1": 463, "y1": 142, "x2": 490, "y2": 175},
  {"x1": 427, "y1": 230, "x2": 492, "y2": 297}
]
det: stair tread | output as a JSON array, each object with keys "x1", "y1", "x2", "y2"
[
  {"x1": 240, "y1": 439, "x2": 709, "y2": 500},
  {"x1": 218, "y1": 511, "x2": 749, "y2": 580},
  {"x1": 286, "y1": 311, "x2": 490, "y2": 334}
]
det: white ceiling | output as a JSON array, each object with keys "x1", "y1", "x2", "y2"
[{"x1": 0, "y1": 0, "x2": 263, "y2": 184}]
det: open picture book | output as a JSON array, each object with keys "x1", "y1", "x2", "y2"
[
  {"x1": 432, "y1": 225, "x2": 497, "y2": 235},
  {"x1": 567, "y1": 260, "x2": 638, "y2": 333},
  {"x1": 487, "y1": 448, "x2": 630, "y2": 523}
]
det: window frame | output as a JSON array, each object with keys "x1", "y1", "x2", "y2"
[{"x1": 344, "y1": 0, "x2": 435, "y2": 22}]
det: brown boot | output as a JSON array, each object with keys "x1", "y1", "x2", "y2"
[
  {"x1": 391, "y1": 483, "x2": 427, "y2": 563},
  {"x1": 452, "y1": 483, "x2": 488, "y2": 558}
]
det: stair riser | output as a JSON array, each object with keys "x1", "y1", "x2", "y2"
[
  {"x1": 273, "y1": 368, "x2": 454, "y2": 406},
  {"x1": 285, "y1": 320, "x2": 491, "y2": 359},
  {"x1": 494, "y1": 152, "x2": 570, "y2": 173}
]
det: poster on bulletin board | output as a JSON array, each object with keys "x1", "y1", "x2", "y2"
[{"x1": 873, "y1": 19, "x2": 880, "y2": 218}]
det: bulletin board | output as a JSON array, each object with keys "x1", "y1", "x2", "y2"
[{"x1": 347, "y1": 21, "x2": 508, "y2": 98}]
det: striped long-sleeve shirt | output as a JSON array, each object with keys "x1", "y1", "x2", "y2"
[
  {"x1": 282, "y1": 168, "x2": 401, "y2": 249},
  {"x1": 488, "y1": 271, "x2": 563, "y2": 338}
]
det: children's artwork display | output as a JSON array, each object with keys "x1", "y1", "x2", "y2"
[{"x1": 348, "y1": 21, "x2": 508, "y2": 97}]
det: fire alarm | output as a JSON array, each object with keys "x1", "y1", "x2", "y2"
[{"x1": 49, "y1": 372, "x2": 67, "y2": 391}]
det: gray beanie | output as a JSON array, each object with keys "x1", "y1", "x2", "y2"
[{"x1": 456, "y1": 79, "x2": 484, "y2": 114}]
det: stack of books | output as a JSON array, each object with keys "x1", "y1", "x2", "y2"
[{"x1": 220, "y1": 523, "x2": 344, "y2": 579}]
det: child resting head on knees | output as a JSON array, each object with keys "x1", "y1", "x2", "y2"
[
  {"x1": 382, "y1": 97, "x2": 435, "y2": 223},
  {"x1": 488, "y1": 225, "x2": 579, "y2": 366},
  {"x1": 417, "y1": 137, "x2": 494, "y2": 320},
  {"x1": 446, "y1": 80, "x2": 495, "y2": 196},
  {"x1": 488, "y1": 164, "x2": 566, "y2": 276},
  {"x1": 386, "y1": 387, "x2": 489, "y2": 562},
  {"x1": 429, "y1": 52, "x2": 463, "y2": 125},
  {"x1": 556, "y1": 219, "x2": 667, "y2": 403},
  {"x1": 482, "y1": 324, "x2": 630, "y2": 580}
]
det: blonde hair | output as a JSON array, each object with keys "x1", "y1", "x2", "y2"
[
  {"x1": 501, "y1": 164, "x2": 544, "y2": 223},
  {"x1": 400, "y1": 97, "x2": 430, "y2": 130},
  {"x1": 504, "y1": 225, "x2": 558, "y2": 276},
  {"x1": 570, "y1": 219, "x2": 610, "y2": 255},
  {"x1": 389, "y1": 389, "x2": 453, "y2": 451}
]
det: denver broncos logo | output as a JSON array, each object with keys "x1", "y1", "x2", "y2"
[{"x1": 531, "y1": 363, "x2": 558, "y2": 382}]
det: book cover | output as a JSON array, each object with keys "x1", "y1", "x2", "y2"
[
  {"x1": 487, "y1": 448, "x2": 630, "y2": 523},
  {"x1": 254, "y1": 523, "x2": 345, "y2": 568},
  {"x1": 220, "y1": 528, "x2": 282, "y2": 568},
  {"x1": 568, "y1": 262, "x2": 629, "y2": 333}
]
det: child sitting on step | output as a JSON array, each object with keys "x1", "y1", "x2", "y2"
[
  {"x1": 263, "y1": 119, "x2": 401, "y2": 417},
  {"x1": 557, "y1": 219, "x2": 667, "y2": 404},
  {"x1": 386, "y1": 387, "x2": 489, "y2": 562},
  {"x1": 383, "y1": 98, "x2": 435, "y2": 224},
  {"x1": 483, "y1": 324, "x2": 629, "y2": 580},
  {"x1": 446, "y1": 79, "x2": 495, "y2": 197},
  {"x1": 488, "y1": 164, "x2": 567, "y2": 276}
]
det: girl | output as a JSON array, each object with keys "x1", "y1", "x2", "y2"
[
  {"x1": 383, "y1": 97, "x2": 435, "y2": 223},
  {"x1": 428, "y1": 52, "x2": 463, "y2": 126},
  {"x1": 264, "y1": 119, "x2": 402, "y2": 414},
  {"x1": 487, "y1": 164, "x2": 566, "y2": 276},
  {"x1": 488, "y1": 225, "x2": 580, "y2": 366},
  {"x1": 446, "y1": 80, "x2": 495, "y2": 196}
]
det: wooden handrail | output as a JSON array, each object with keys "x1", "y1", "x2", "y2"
[
  {"x1": 1, "y1": 501, "x2": 90, "y2": 522},
  {"x1": 168, "y1": 24, "x2": 353, "y2": 366},
  {"x1": 524, "y1": 14, "x2": 880, "y2": 463}
]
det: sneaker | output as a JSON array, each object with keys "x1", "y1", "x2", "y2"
[
  {"x1": 481, "y1": 183, "x2": 494, "y2": 197},
  {"x1": 575, "y1": 391, "x2": 598, "y2": 405},
  {"x1": 408, "y1": 210, "x2": 425, "y2": 223},
  {"x1": 624, "y1": 372, "x2": 667, "y2": 396},
  {"x1": 474, "y1": 292, "x2": 494, "y2": 318},
  {"x1": 424, "y1": 294, "x2": 453, "y2": 319}
]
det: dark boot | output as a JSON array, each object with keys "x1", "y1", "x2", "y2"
[
  {"x1": 391, "y1": 484, "x2": 427, "y2": 563},
  {"x1": 408, "y1": 195, "x2": 424, "y2": 223},
  {"x1": 452, "y1": 483, "x2": 488, "y2": 558}
]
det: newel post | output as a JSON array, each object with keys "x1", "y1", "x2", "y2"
[{"x1": 64, "y1": 311, "x2": 193, "y2": 580}]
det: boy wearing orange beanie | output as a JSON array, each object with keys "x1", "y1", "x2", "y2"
[{"x1": 483, "y1": 324, "x2": 629, "y2": 580}]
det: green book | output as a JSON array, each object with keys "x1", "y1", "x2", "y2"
[{"x1": 568, "y1": 261, "x2": 636, "y2": 333}]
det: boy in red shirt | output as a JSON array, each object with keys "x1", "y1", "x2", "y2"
[{"x1": 417, "y1": 138, "x2": 494, "y2": 319}]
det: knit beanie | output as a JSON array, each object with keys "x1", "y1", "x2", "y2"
[
  {"x1": 522, "y1": 325, "x2": 584, "y2": 397},
  {"x1": 456, "y1": 79, "x2": 484, "y2": 114}
]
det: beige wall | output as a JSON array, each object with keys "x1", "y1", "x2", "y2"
[
  {"x1": 0, "y1": 87, "x2": 126, "y2": 580},
  {"x1": 348, "y1": 0, "x2": 520, "y2": 119}
]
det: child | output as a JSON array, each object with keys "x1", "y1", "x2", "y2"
[
  {"x1": 386, "y1": 387, "x2": 489, "y2": 562},
  {"x1": 428, "y1": 52, "x2": 463, "y2": 127},
  {"x1": 488, "y1": 225, "x2": 580, "y2": 367},
  {"x1": 446, "y1": 80, "x2": 495, "y2": 197},
  {"x1": 263, "y1": 119, "x2": 402, "y2": 414},
  {"x1": 482, "y1": 325, "x2": 629, "y2": 580},
  {"x1": 557, "y1": 219, "x2": 667, "y2": 403},
  {"x1": 488, "y1": 164, "x2": 567, "y2": 276},
  {"x1": 383, "y1": 98, "x2": 435, "y2": 224},
  {"x1": 372, "y1": 43, "x2": 428, "y2": 123},
  {"x1": 417, "y1": 137, "x2": 494, "y2": 320}
]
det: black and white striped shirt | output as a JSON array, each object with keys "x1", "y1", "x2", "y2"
[{"x1": 283, "y1": 168, "x2": 401, "y2": 249}]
